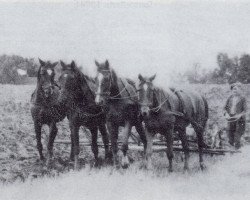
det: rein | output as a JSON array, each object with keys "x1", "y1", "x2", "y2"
[
  {"x1": 139, "y1": 89, "x2": 184, "y2": 117},
  {"x1": 109, "y1": 85, "x2": 139, "y2": 100},
  {"x1": 97, "y1": 70, "x2": 138, "y2": 100},
  {"x1": 33, "y1": 83, "x2": 60, "y2": 106},
  {"x1": 225, "y1": 111, "x2": 248, "y2": 122},
  {"x1": 150, "y1": 98, "x2": 169, "y2": 112}
]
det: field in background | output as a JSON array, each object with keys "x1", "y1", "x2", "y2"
[{"x1": 0, "y1": 83, "x2": 250, "y2": 199}]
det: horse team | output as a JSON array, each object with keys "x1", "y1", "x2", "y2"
[{"x1": 31, "y1": 59, "x2": 208, "y2": 172}]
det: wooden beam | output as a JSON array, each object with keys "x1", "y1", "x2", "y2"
[{"x1": 54, "y1": 140, "x2": 240, "y2": 155}]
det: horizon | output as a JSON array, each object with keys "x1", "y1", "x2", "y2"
[{"x1": 0, "y1": 1, "x2": 250, "y2": 85}]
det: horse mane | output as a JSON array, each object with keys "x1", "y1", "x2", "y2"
[
  {"x1": 36, "y1": 65, "x2": 42, "y2": 84},
  {"x1": 73, "y1": 65, "x2": 92, "y2": 85},
  {"x1": 109, "y1": 68, "x2": 121, "y2": 98},
  {"x1": 153, "y1": 86, "x2": 172, "y2": 110},
  {"x1": 73, "y1": 65, "x2": 96, "y2": 102},
  {"x1": 110, "y1": 68, "x2": 118, "y2": 85},
  {"x1": 83, "y1": 74, "x2": 95, "y2": 84}
]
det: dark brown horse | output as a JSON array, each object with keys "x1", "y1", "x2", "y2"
[
  {"x1": 94, "y1": 60, "x2": 147, "y2": 168},
  {"x1": 137, "y1": 74, "x2": 208, "y2": 171},
  {"x1": 58, "y1": 61, "x2": 110, "y2": 170},
  {"x1": 31, "y1": 59, "x2": 67, "y2": 165}
]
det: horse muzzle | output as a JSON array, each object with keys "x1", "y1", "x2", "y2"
[
  {"x1": 95, "y1": 94, "x2": 104, "y2": 106},
  {"x1": 141, "y1": 106, "x2": 150, "y2": 117},
  {"x1": 42, "y1": 85, "x2": 53, "y2": 98}
]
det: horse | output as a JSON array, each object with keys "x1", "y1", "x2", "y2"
[
  {"x1": 30, "y1": 59, "x2": 67, "y2": 166},
  {"x1": 58, "y1": 60, "x2": 110, "y2": 170},
  {"x1": 137, "y1": 74, "x2": 208, "y2": 172},
  {"x1": 94, "y1": 60, "x2": 147, "y2": 168}
]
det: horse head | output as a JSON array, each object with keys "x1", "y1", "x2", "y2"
[
  {"x1": 58, "y1": 60, "x2": 94, "y2": 107},
  {"x1": 37, "y1": 58, "x2": 58, "y2": 98},
  {"x1": 137, "y1": 73, "x2": 156, "y2": 117},
  {"x1": 94, "y1": 59, "x2": 114, "y2": 106}
]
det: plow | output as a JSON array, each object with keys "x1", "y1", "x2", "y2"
[{"x1": 54, "y1": 127, "x2": 243, "y2": 156}]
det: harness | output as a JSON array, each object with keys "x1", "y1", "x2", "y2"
[
  {"x1": 32, "y1": 82, "x2": 60, "y2": 106},
  {"x1": 139, "y1": 87, "x2": 184, "y2": 117},
  {"x1": 96, "y1": 70, "x2": 138, "y2": 101}
]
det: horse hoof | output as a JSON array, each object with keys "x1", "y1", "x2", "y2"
[
  {"x1": 183, "y1": 167, "x2": 189, "y2": 174},
  {"x1": 46, "y1": 159, "x2": 52, "y2": 168},
  {"x1": 93, "y1": 159, "x2": 101, "y2": 168},
  {"x1": 74, "y1": 164, "x2": 80, "y2": 171},
  {"x1": 200, "y1": 163, "x2": 206, "y2": 171},
  {"x1": 183, "y1": 168, "x2": 189, "y2": 172},
  {"x1": 105, "y1": 158, "x2": 113, "y2": 165},
  {"x1": 146, "y1": 164, "x2": 153, "y2": 171},
  {"x1": 105, "y1": 151, "x2": 113, "y2": 160},
  {"x1": 121, "y1": 156, "x2": 130, "y2": 169},
  {"x1": 145, "y1": 159, "x2": 153, "y2": 170},
  {"x1": 74, "y1": 162, "x2": 80, "y2": 171},
  {"x1": 183, "y1": 165, "x2": 189, "y2": 172},
  {"x1": 121, "y1": 163, "x2": 129, "y2": 169},
  {"x1": 113, "y1": 164, "x2": 121, "y2": 170}
]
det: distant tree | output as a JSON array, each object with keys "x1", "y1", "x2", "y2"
[
  {"x1": 238, "y1": 54, "x2": 250, "y2": 83},
  {"x1": 0, "y1": 58, "x2": 20, "y2": 84},
  {"x1": 228, "y1": 56, "x2": 240, "y2": 84},
  {"x1": 183, "y1": 52, "x2": 250, "y2": 84},
  {"x1": 184, "y1": 63, "x2": 202, "y2": 83},
  {"x1": 0, "y1": 54, "x2": 39, "y2": 84},
  {"x1": 216, "y1": 53, "x2": 234, "y2": 83}
]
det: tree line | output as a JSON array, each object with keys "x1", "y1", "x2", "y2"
[
  {"x1": 184, "y1": 53, "x2": 250, "y2": 84},
  {"x1": 0, "y1": 55, "x2": 38, "y2": 84},
  {"x1": 0, "y1": 53, "x2": 250, "y2": 84}
]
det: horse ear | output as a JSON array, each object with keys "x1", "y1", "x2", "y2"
[
  {"x1": 60, "y1": 60, "x2": 67, "y2": 70},
  {"x1": 71, "y1": 61, "x2": 77, "y2": 70},
  {"x1": 149, "y1": 74, "x2": 156, "y2": 82},
  {"x1": 38, "y1": 58, "x2": 45, "y2": 66},
  {"x1": 138, "y1": 74, "x2": 144, "y2": 82},
  {"x1": 51, "y1": 62, "x2": 58, "y2": 68},
  {"x1": 95, "y1": 60, "x2": 100, "y2": 67},
  {"x1": 37, "y1": 66, "x2": 41, "y2": 79},
  {"x1": 105, "y1": 60, "x2": 109, "y2": 68}
]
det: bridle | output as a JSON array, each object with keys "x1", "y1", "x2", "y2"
[
  {"x1": 95, "y1": 69, "x2": 112, "y2": 97},
  {"x1": 58, "y1": 70, "x2": 105, "y2": 117},
  {"x1": 96, "y1": 70, "x2": 138, "y2": 100},
  {"x1": 138, "y1": 85, "x2": 184, "y2": 117},
  {"x1": 138, "y1": 84, "x2": 170, "y2": 113}
]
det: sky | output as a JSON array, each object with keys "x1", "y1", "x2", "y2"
[{"x1": 1, "y1": 0, "x2": 250, "y2": 84}]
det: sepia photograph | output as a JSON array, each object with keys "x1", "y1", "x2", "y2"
[{"x1": 0, "y1": 0, "x2": 249, "y2": 199}]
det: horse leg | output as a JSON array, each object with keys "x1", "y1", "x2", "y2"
[
  {"x1": 135, "y1": 122, "x2": 147, "y2": 153},
  {"x1": 107, "y1": 121, "x2": 119, "y2": 167},
  {"x1": 99, "y1": 123, "x2": 110, "y2": 160},
  {"x1": 34, "y1": 122, "x2": 44, "y2": 161},
  {"x1": 121, "y1": 121, "x2": 132, "y2": 169},
  {"x1": 145, "y1": 127, "x2": 153, "y2": 170},
  {"x1": 69, "y1": 121, "x2": 80, "y2": 170},
  {"x1": 193, "y1": 125, "x2": 205, "y2": 170},
  {"x1": 70, "y1": 133, "x2": 75, "y2": 161},
  {"x1": 46, "y1": 122, "x2": 58, "y2": 167},
  {"x1": 164, "y1": 126, "x2": 174, "y2": 172},
  {"x1": 178, "y1": 127, "x2": 190, "y2": 171},
  {"x1": 89, "y1": 126, "x2": 99, "y2": 166}
]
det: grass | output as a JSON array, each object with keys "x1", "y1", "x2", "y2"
[
  {"x1": 0, "y1": 83, "x2": 249, "y2": 199},
  {"x1": 1, "y1": 146, "x2": 250, "y2": 200}
]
